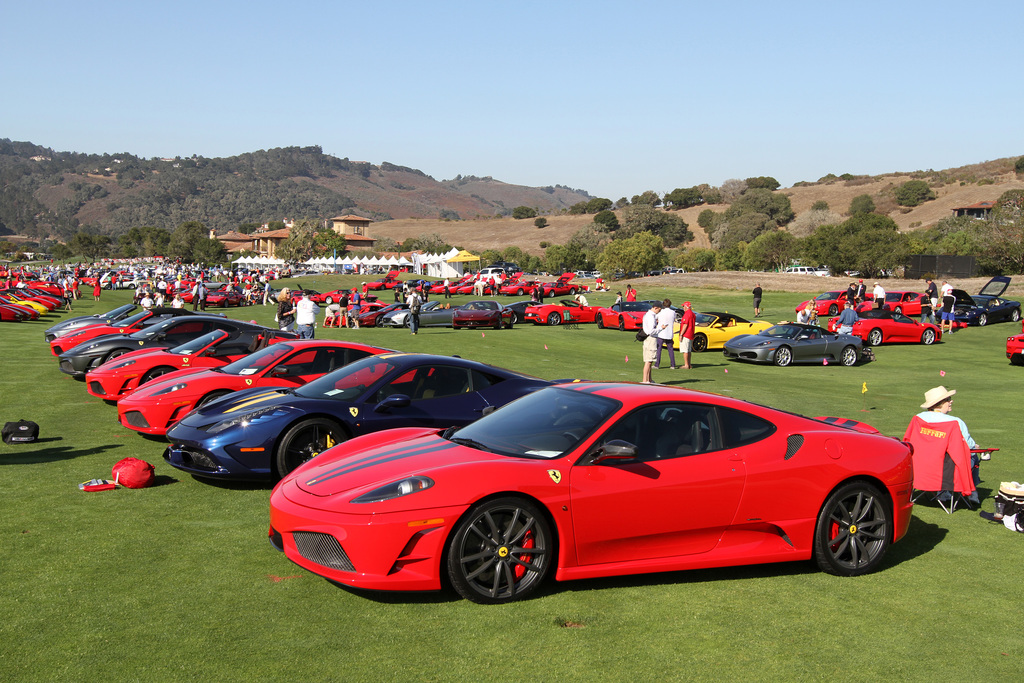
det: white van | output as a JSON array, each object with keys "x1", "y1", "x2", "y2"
[{"x1": 784, "y1": 266, "x2": 816, "y2": 275}]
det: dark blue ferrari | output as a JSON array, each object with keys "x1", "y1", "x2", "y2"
[{"x1": 163, "y1": 353, "x2": 557, "y2": 481}]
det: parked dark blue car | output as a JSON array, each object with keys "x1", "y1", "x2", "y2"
[
  {"x1": 952, "y1": 276, "x2": 1020, "y2": 326},
  {"x1": 163, "y1": 353, "x2": 556, "y2": 481}
]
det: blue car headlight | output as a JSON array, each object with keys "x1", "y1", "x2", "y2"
[
  {"x1": 351, "y1": 477, "x2": 434, "y2": 504},
  {"x1": 207, "y1": 406, "x2": 289, "y2": 434}
]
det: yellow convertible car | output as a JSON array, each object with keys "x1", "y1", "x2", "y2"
[{"x1": 674, "y1": 311, "x2": 773, "y2": 352}]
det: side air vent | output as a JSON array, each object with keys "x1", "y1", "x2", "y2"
[{"x1": 785, "y1": 434, "x2": 804, "y2": 460}]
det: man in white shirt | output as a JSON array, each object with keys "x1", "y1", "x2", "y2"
[
  {"x1": 295, "y1": 292, "x2": 319, "y2": 339},
  {"x1": 641, "y1": 302, "x2": 662, "y2": 384},
  {"x1": 406, "y1": 288, "x2": 423, "y2": 335},
  {"x1": 872, "y1": 282, "x2": 886, "y2": 309},
  {"x1": 654, "y1": 299, "x2": 678, "y2": 369}
]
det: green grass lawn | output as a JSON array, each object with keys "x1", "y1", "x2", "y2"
[{"x1": 1, "y1": 276, "x2": 1020, "y2": 681}]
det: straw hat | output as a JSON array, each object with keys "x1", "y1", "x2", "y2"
[{"x1": 921, "y1": 386, "x2": 956, "y2": 409}]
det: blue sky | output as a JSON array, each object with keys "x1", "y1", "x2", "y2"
[{"x1": 4, "y1": 1, "x2": 1022, "y2": 200}]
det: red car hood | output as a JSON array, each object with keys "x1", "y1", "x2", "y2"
[{"x1": 293, "y1": 430, "x2": 498, "y2": 497}]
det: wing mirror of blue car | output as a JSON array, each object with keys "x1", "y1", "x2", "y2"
[
  {"x1": 375, "y1": 394, "x2": 411, "y2": 412},
  {"x1": 590, "y1": 440, "x2": 638, "y2": 465}
]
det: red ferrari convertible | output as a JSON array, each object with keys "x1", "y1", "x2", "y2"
[
  {"x1": 269, "y1": 382, "x2": 914, "y2": 603},
  {"x1": 524, "y1": 299, "x2": 600, "y2": 326},
  {"x1": 117, "y1": 340, "x2": 391, "y2": 436}
]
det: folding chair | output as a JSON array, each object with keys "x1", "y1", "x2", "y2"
[{"x1": 903, "y1": 415, "x2": 976, "y2": 513}]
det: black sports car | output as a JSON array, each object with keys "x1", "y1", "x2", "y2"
[{"x1": 58, "y1": 316, "x2": 295, "y2": 379}]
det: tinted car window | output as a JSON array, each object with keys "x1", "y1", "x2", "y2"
[{"x1": 717, "y1": 406, "x2": 776, "y2": 448}]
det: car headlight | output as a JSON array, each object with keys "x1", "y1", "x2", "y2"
[
  {"x1": 207, "y1": 406, "x2": 287, "y2": 434},
  {"x1": 351, "y1": 476, "x2": 434, "y2": 504},
  {"x1": 756, "y1": 341, "x2": 774, "y2": 347},
  {"x1": 111, "y1": 359, "x2": 136, "y2": 369},
  {"x1": 152, "y1": 382, "x2": 189, "y2": 396}
]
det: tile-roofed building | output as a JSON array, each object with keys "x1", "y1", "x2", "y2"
[
  {"x1": 952, "y1": 200, "x2": 996, "y2": 219},
  {"x1": 330, "y1": 214, "x2": 376, "y2": 248}
]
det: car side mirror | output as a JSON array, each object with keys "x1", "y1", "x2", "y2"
[
  {"x1": 590, "y1": 439, "x2": 638, "y2": 464},
  {"x1": 375, "y1": 393, "x2": 411, "y2": 412},
  {"x1": 270, "y1": 366, "x2": 290, "y2": 377}
]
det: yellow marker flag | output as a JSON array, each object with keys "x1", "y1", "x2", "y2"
[{"x1": 862, "y1": 382, "x2": 868, "y2": 394}]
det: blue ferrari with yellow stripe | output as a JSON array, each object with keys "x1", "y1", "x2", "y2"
[{"x1": 163, "y1": 353, "x2": 556, "y2": 481}]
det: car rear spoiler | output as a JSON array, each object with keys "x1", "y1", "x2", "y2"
[{"x1": 812, "y1": 416, "x2": 880, "y2": 434}]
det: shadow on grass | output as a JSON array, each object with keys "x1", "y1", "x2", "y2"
[
  {"x1": 193, "y1": 475, "x2": 274, "y2": 491},
  {"x1": 877, "y1": 515, "x2": 947, "y2": 568},
  {"x1": 0, "y1": 439, "x2": 129, "y2": 465},
  {"x1": 327, "y1": 581, "x2": 461, "y2": 605}
]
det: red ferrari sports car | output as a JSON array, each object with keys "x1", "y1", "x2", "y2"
[
  {"x1": 796, "y1": 291, "x2": 870, "y2": 317},
  {"x1": 454, "y1": 280, "x2": 496, "y2": 296},
  {"x1": 269, "y1": 382, "x2": 914, "y2": 603},
  {"x1": 180, "y1": 282, "x2": 244, "y2": 307},
  {"x1": 117, "y1": 340, "x2": 391, "y2": 436},
  {"x1": 827, "y1": 309, "x2": 941, "y2": 346},
  {"x1": 524, "y1": 299, "x2": 600, "y2": 326},
  {"x1": 429, "y1": 276, "x2": 473, "y2": 295},
  {"x1": 0, "y1": 303, "x2": 32, "y2": 322},
  {"x1": 451, "y1": 300, "x2": 514, "y2": 329},
  {"x1": 595, "y1": 300, "x2": 662, "y2": 330},
  {"x1": 1006, "y1": 322, "x2": 1024, "y2": 365},
  {"x1": 0, "y1": 294, "x2": 42, "y2": 319},
  {"x1": 498, "y1": 278, "x2": 535, "y2": 296},
  {"x1": 854, "y1": 291, "x2": 927, "y2": 316},
  {"x1": 84, "y1": 328, "x2": 280, "y2": 400},
  {"x1": 541, "y1": 273, "x2": 585, "y2": 297},
  {"x1": 365, "y1": 272, "x2": 404, "y2": 291}
]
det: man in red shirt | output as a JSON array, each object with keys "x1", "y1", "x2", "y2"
[
  {"x1": 625, "y1": 285, "x2": 637, "y2": 302},
  {"x1": 679, "y1": 301, "x2": 696, "y2": 369}
]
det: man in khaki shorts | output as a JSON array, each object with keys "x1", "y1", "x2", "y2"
[{"x1": 641, "y1": 302, "x2": 662, "y2": 384}]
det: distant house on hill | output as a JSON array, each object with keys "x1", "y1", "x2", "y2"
[
  {"x1": 952, "y1": 200, "x2": 996, "y2": 219},
  {"x1": 330, "y1": 214, "x2": 376, "y2": 250},
  {"x1": 251, "y1": 227, "x2": 292, "y2": 259}
]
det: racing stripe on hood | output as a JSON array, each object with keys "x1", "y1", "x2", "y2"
[
  {"x1": 220, "y1": 390, "x2": 283, "y2": 413},
  {"x1": 306, "y1": 438, "x2": 458, "y2": 486}
]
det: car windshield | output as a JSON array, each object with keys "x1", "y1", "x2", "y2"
[
  {"x1": 814, "y1": 292, "x2": 841, "y2": 301},
  {"x1": 99, "y1": 304, "x2": 136, "y2": 321},
  {"x1": 449, "y1": 387, "x2": 621, "y2": 459},
  {"x1": 694, "y1": 312, "x2": 715, "y2": 325},
  {"x1": 219, "y1": 343, "x2": 296, "y2": 375},
  {"x1": 168, "y1": 330, "x2": 228, "y2": 356},
  {"x1": 760, "y1": 325, "x2": 801, "y2": 339},
  {"x1": 294, "y1": 356, "x2": 399, "y2": 401},
  {"x1": 116, "y1": 311, "x2": 153, "y2": 327},
  {"x1": 619, "y1": 302, "x2": 652, "y2": 312}
]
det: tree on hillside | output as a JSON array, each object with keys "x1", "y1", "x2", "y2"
[
  {"x1": 663, "y1": 187, "x2": 702, "y2": 210},
  {"x1": 619, "y1": 205, "x2": 692, "y2": 247},
  {"x1": 849, "y1": 194, "x2": 876, "y2": 215},
  {"x1": 974, "y1": 189, "x2": 1024, "y2": 273},
  {"x1": 745, "y1": 176, "x2": 780, "y2": 191},
  {"x1": 585, "y1": 197, "x2": 613, "y2": 214},
  {"x1": 69, "y1": 231, "x2": 110, "y2": 261},
  {"x1": 544, "y1": 243, "x2": 588, "y2": 274},
  {"x1": 1016, "y1": 157, "x2": 1024, "y2": 175},
  {"x1": 893, "y1": 180, "x2": 935, "y2": 207},
  {"x1": 743, "y1": 230, "x2": 799, "y2": 271},
  {"x1": 801, "y1": 213, "x2": 909, "y2": 277},
  {"x1": 697, "y1": 209, "x2": 716, "y2": 229},
  {"x1": 593, "y1": 209, "x2": 619, "y2": 231},
  {"x1": 719, "y1": 179, "x2": 747, "y2": 203},
  {"x1": 716, "y1": 242, "x2": 747, "y2": 270},
  {"x1": 167, "y1": 221, "x2": 212, "y2": 262},
  {"x1": 811, "y1": 200, "x2": 829, "y2": 211},
  {"x1": 630, "y1": 190, "x2": 662, "y2": 207},
  {"x1": 789, "y1": 208, "x2": 843, "y2": 238},
  {"x1": 512, "y1": 206, "x2": 537, "y2": 219},
  {"x1": 597, "y1": 231, "x2": 666, "y2": 275},
  {"x1": 674, "y1": 247, "x2": 717, "y2": 272},
  {"x1": 727, "y1": 188, "x2": 794, "y2": 226},
  {"x1": 402, "y1": 233, "x2": 451, "y2": 254},
  {"x1": 534, "y1": 217, "x2": 548, "y2": 229}
]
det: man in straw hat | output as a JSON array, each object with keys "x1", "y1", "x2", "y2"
[{"x1": 915, "y1": 386, "x2": 985, "y2": 498}]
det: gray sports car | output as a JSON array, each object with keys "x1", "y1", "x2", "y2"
[{"x1": 722, "y1": 323, "x2": 863, "y2": 367}]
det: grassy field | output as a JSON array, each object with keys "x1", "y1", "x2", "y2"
[{"x1": 1, "y1": 275, "x2": 1021, "y2": 681}]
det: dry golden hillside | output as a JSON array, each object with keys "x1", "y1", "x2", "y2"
[{"x1": 370, "y1": 163, "x2": 1024, "y2": 256}]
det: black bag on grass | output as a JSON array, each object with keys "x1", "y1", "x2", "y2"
[{"x1": 3, "y1": 420, "x2": 39, "y2": 444}]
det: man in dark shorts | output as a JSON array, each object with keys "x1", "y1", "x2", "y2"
[{"x1": 752, "y1": 283, "x2": 762, "y2": 318}]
